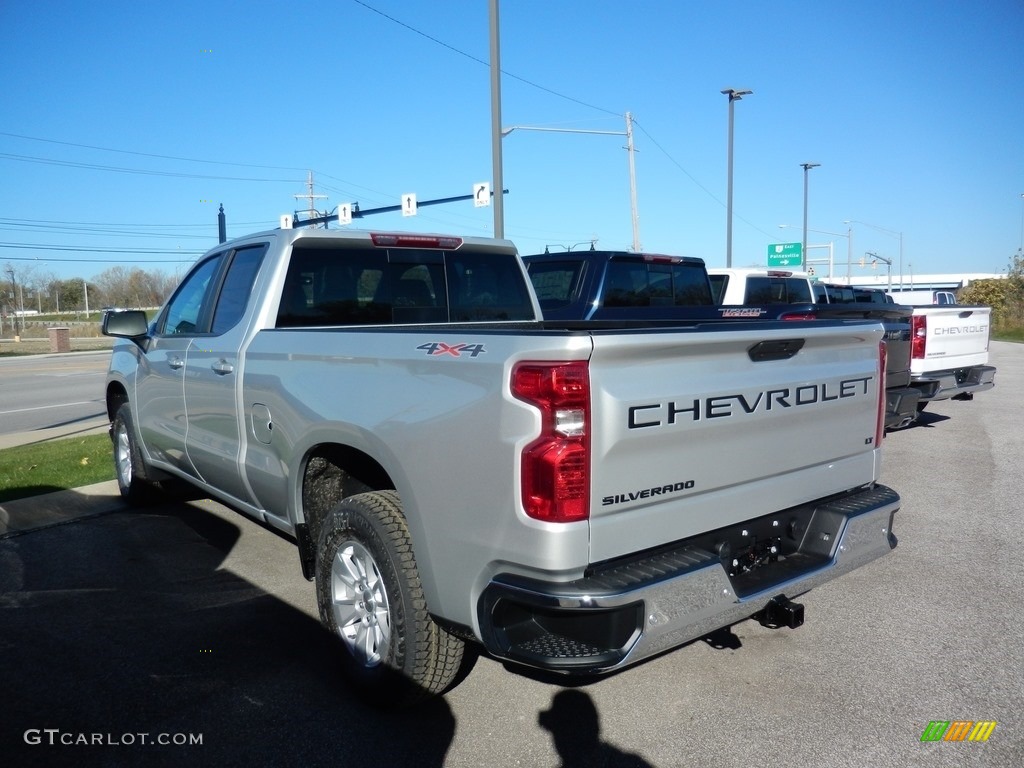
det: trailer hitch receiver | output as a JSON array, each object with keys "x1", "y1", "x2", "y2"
[{"x1": 755, "y1": 595, "x2": 804, "y2": 630}]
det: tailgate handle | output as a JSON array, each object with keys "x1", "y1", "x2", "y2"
[
  {"x1": 748, "y1": 339, "x2": 804, "y2": 362},
  {"x1": 958, "y1": 311, "x2": 974, "y2": 318}
]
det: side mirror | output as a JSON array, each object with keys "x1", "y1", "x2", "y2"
[{"x1": 102, "y1": 309, "x2": 149, "y2": 339}]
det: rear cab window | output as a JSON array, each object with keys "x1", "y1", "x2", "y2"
[
  {"x1": 526, "y1": 260, "x2": 585, "y2": 311},
  {"x1": 743, "y1": 276, "x2": 812, "y2": 304},
  {"x1": 276, "y1": 241, "x2": 534, "y2": 327},
  {"x1": 601, "y1": 259, "x2": 713, "y2": 307}
]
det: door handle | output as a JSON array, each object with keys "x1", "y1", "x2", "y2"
[
  {"x1": 168, "y1": 356, "x2": 184, "y2": 370},
  {"x1": 211, "y1": 359, "x2": 234, "y2": 375}
]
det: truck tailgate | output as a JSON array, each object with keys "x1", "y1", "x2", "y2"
[
  {"x1": 587, "y1": 322, "x2": 884, "y2": 563},
  {"x1": 912, "y1": 306, "x2": 991, "y2": 373}
]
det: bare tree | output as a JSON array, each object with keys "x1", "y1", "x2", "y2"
[{"x1": 93, "y1": 266, "x2": 175, "y2": 308}]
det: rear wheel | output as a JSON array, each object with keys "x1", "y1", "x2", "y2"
[
  {"x1": 111, "y1": 403, "x2": 157, "y2": 504},
  {"x1": 315, "y1": 490, "x2": 465, "y2": 706}
]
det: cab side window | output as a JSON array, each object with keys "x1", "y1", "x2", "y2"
[
  {"x1": 211, "y1": 245, "x2": 268, "y2": 335},
  {"x1": 158, "y1": 255, "x2": 223, "y2": 336}
]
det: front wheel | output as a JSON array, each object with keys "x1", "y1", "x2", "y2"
[
  {"x1": 315, "y1": 490, "x2": 466, "y2": 706},
  {"x1": 111, "y1": 403, "x2": 157, "y2": 504}
]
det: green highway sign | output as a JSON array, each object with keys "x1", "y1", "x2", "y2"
[{"x1": 767, "y1": 242, "x2": 802, "y2": 267}]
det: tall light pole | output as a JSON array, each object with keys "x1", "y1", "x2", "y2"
[
  {"x1": 489, "y1": 0, "x2": 505, "y2": 238},
  {"x1": 502, "y1": 114, "x2": 641, "y2": 251},
  {"x1": 800, "y1": 163, "x2": 821, "y2": 271},
  {"x1": 722, "y1": 88, "x2": 752, "y2": 267},
  {"x1": 1019, "y1": 192, "x2": 1023, "y2": 254}
]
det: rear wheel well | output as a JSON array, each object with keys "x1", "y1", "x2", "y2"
[{"x1": 300, "y1": 444, "x2": 394, "y2": 553}]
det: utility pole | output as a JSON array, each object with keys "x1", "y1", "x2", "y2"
[
  {"x1": 294, "y1": 171, "x2": 327, "y2": 227},
  {"x1": 5, "y1": 265, "x2": 21, "y2": 341},
  {"x1": 624, "y1": 111, "x2": 640, "y2": 252},
  {"x1": 800, "y1": 163, "x2": 821, "y2": 271},
  {"x1": 721, "y1": 88, "x2": 752, "y2": 267},
  {"x1": 490, "y1": 0, "x2": 505, "y2": 239}
]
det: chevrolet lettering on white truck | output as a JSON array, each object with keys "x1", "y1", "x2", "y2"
[
  {"x1": 906, "y1": 304, "x2": 996, "y2": 406},
  {"x1": 102, "y1": 227, "x2": 900, "y2": 705}
]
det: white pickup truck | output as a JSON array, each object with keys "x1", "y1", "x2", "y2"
[
  {"x1": 102, "y1": 227, "x2": 900, "y2": 705},
  {"x1": 906, "y1": 304, "x2": 996, "y2": 406}
]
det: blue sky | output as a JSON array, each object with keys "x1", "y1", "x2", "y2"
[{"x1": 2, "y1": 0, "x2": 1023, "y2": 285}]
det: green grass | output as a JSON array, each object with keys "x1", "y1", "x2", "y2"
[
  {"x1": 993, "y1": 327, "x2": 1024, "y2": 343},
  {"x1": 0, "y1": 433, "x2": 115, "y2": 503}
]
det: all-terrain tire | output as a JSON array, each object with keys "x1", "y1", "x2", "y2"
[{"x1": 315, "y1": 490, "x2": 466, "y2": 706}]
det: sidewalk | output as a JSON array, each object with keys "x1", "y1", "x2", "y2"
[
  {"x1": 0, "y1": 479, "x2": 123, "y2": 538},
  {"x1": 0, "y1": 419, "x2": 109, "y2": 450},
  {"x1": 0, "y1": 419, "x2": 121, "y2": 538}
]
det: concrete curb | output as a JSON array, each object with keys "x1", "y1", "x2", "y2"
[
  {"x1": 0, "y1": 480, "x2": 124, "y2": 539},
  {"x1": 0, "y1": 420, "x2": 109, "y2": 451}
]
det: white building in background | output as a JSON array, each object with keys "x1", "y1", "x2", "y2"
[{"x1": 819, "y1": 272, "x2": 1005, "y2": 295}]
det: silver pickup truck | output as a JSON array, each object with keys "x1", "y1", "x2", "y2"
[{"x1": 102, "y1": 227, "x2": 900, "y2": 705}]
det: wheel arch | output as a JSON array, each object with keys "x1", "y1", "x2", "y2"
[
  {"x1": 294, "y1": 441, "x2": 396, "y2": 579},
  {"x1": 106, "y1": 380, "x2": 129, "y2": 422}
]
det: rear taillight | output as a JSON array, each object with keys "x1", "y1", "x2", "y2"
[
  {"x1": 911, "y1": 314, "x2": 927, "y2": 359},
  {"x1": 512, "y1": 361, "x2": 590, "y2": 522},
  {"x1": 876, "y1": 341, "x2": 887, "y2": 445},
  {"x1": 779, "y1": 312, "x2": 817, "y2": 321}
]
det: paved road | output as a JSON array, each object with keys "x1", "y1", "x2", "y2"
[
  {"x1": 0, "y1": 351, "x2": 109, "y2": 436},
  {"x1": 1, "y1": 342, "x2": 1021, "y2": 766}
]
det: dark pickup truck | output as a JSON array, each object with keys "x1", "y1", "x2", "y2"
[{"x1": 523, "y1": 250, "x2": 920, "y2": 429}]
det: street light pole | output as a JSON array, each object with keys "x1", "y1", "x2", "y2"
[
  {"x1": 624, "y1": 112, "x2": 640, "y2": 252},
  {"x1": 722, "y1": 89, "x2": 752, "y2": 268},
  {"x1": 1019, "y1": 192, "x2": 1023, "y2": 254},
  {"x1": 502, "y1": 116, "x2": 642, "y2": 251},
  {"x1": 800, "y1": 163, "x2": 820, "y2": 272},
  {"x1": 489, "y1": 0, "x2": 505, "y2": 239}
]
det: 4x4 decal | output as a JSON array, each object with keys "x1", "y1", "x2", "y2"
[{"x1": 417, "y1": 342, "x2": 487, "y2": 358}]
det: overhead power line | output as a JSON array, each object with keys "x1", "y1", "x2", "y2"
[
  {"x1": 351, "y1": 0, "x2": 621, "y2": 117},
  {"x1": 0, "y1": 241, "x2": 205, "y2": 254},
  {"x1": 632, "y1": 118, "x2": 775, "y2": 239},
  {"x1": 0, "y1": 152, "x2": 298, "y2": 182},
  {"x1": 1, "y1": 255, "x2": 197, "y2": 265},
  {"x1": 0, "y1": 223, "x2": 215, "y2": 239},
  {"x1": 0, "y1": 131, "x2": 308, "y2": 171},
  {"x1": 0, "y1": 216, "x2": 270, "y2": 229}
]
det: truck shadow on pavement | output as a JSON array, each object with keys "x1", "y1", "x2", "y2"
[
  {"x1": 903, "y1": 409, "x2": 951, "y2": 429},
  {"x1": 0, "y1": 499, "x2": 457, "y2": 767}
]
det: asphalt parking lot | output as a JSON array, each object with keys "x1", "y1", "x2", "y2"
[{"x1": 1, "y1": 342, "x2": 1021, "y2": 767}]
